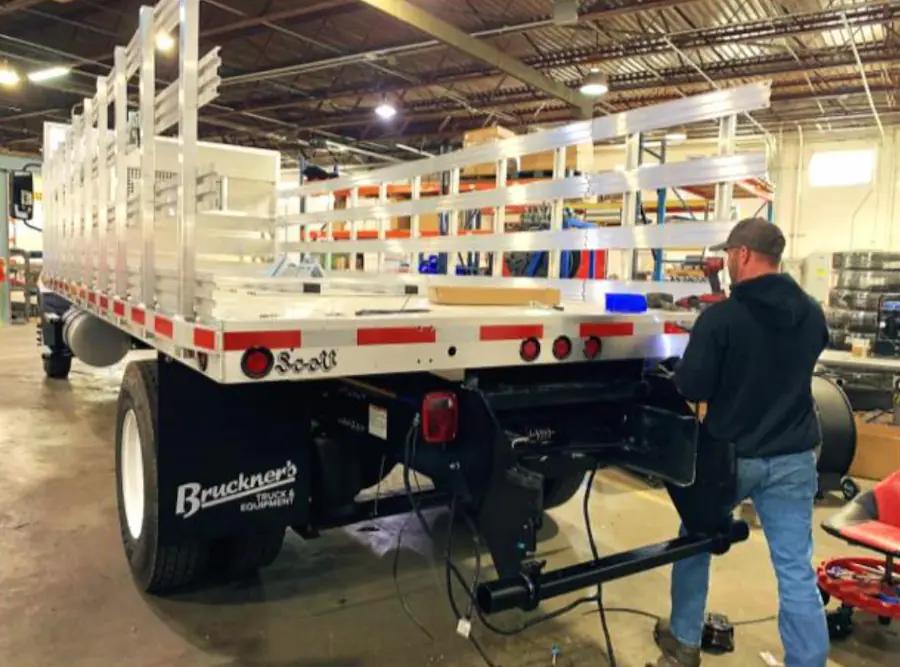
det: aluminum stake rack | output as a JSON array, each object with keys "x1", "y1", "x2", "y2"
[
  {"x1": 41, "y1": 68, "x2": 770, "y2": 384},
  {"x1": 38, "y1": 0, "x2": 766, "y2": 610}
]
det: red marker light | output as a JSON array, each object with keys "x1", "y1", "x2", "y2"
[
  {"x1": 583, "y1": 336, "x2": 602, "y2": 360},
  {"x1": 520, "y1": 337, "x2": 541, "y2": 362},
  {"x1": 422, "y1": 392, "x2": 458, "y2": 443},
  {"x1": 552, "y1": 336, "x2": 572, "y2": 360},
  {"x1": 241, "y1": 347, "x2": 274, "y2": 379}
]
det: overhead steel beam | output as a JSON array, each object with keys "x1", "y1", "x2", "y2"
[
  {"x1": 201, "y1": 0, "x2": 357, "y2": 39},
  {"x1": 351, "y1": 0, "x2": 593, "y2": 116},
  {"x1": 0, "y1": 0, "x2": 45, "y2": 16},
  {"x1": 219, "y1": 43, "x2": 900, "y2": 117},
  {"x1": 219, "y1": 3, "x2": 897, "y2": 94}
]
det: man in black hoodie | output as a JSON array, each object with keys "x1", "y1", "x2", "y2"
[{"x1": 651, "y1": 219, "x2": 830, "y2": 667}]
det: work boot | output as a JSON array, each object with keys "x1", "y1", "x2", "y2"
[{"x1": 648, "y1": 619, "x2": 701, "y2": 667}]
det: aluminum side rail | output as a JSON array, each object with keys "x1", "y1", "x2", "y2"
[
  {"x1": 279, "y1": 154, "x2": 765, "y2": 230},
  {"x1": 279, "y1": 82, "x2": 770, "y2": 198},
  {"x1": 282, "y1": 220, "x2": 737, "y2": 256}
]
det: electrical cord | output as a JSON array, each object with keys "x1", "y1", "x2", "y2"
[
  {"x1": 583, "y1": 466, "x2": 617, "y2": 667},
  {"x1": 444, "y1": 490, "x2": 605, "y2": 638},
  {"x1": 391, "y1": 513, "x2": 435, "y2": 641},
  {"x1": 582, "y1": 608, "x2": 777, "y2": 627},
  {"x1": 400, "y1": 417, "x2": 632, "y2": 662},
  {"x1": 731, "y1": 615, "x2": 777, "y2": 626},
  {"x1": 402, "y1": 418, "x2": 497, "y2": 667}
]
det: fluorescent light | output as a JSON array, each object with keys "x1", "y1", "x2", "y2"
[
  {"x1": 0, "y1": 63, "x2": 20, "y2": 87},
  {"x1": 809, "y1": 149, "x2": 876, "y2": 188},
  {"x1": 665, "y1": 131, "x2": 687, "y2": 143},
  {"x1": 374, "y1": 102, "x2": 397, "y2": 120},
  {"x1": 155, "y1": 32, "x2": 175, "y2": 52},
  {"x1": 579, "y1": 68, "x2": 609, "y2": 97},
  {"x1": 27, "y1": 66, "x2": 70, "y2": 83}
]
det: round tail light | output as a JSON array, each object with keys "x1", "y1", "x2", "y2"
[
  {"x1": 552, "y1": 336, "x2": 572, "y2": 360},
  {"x1": 583, "y1": 336, "x2": 602, "y2": 360},
  {"x1": 241, "y1": 347, "x2": 274, "y2": 379},
  {"x1": 520, "y1": 337, "x2": 541, "y2": 362}
]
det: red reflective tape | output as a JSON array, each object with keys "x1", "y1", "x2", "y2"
[
  {"x1": 480, "y1": 324, "x2": 544, "y2": 341},
  {"x1": 100, "y1": 295, "x2": 109, "y2": 310},
  {"x1": 88, "y1": 292, "x2": 97, "y2": 305},
  {"x1": 113, "y1": 300, "x2": 125, "y2": 317},
  {"x1": 579, "y1": 322, "x2": 634, "y2": 337},
  {"x1": 131, "y1": 307, "x2": 145, "y2": 326},
  {"x1": 357, "y1": 326, "x2": 436, "y2": 346},
  {"x1": 154, "y1": 316, "x2": 173, "y2": 338},
  {"x1": 79, "y1": 288, "x2": 86, "y2": 299},
  {"x1": 193, "y1": 327, "x2": 216, "y2": 350},
  {"x1": 223, "y1": 330, "x2": 301, "y2": 351},
  {"x1": 664, "y1": 322, "x2": 689, "y2": 335}
]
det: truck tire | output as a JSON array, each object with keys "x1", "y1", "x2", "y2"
[
  {"x1": 833, "y1": 251, "x2": 900, "y2": 271},
  {"x1": 115, "y1": 360, "x2": 207, "y2": 593},
  {"x1": 543, "y1": 471, "x2": 587, "y2": 509},
  {"x1": 42, "y1": 354, "x2": 71, "y2": 379},
  {"x1": 213, "y1": 529, "x2": 286, "y2": 577}
]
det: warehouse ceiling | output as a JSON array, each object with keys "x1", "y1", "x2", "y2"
[{"x1": 0, "y1": 0, "x2": 897, "y2": 164}]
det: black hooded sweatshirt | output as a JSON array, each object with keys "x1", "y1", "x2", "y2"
[{"x1": 674, "y1": 273, "x2": 828, "y2": 458}]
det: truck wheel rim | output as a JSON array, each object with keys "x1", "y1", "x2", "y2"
[{"x1": 121, "y1": 409, "x2": 145, "y2": 539}]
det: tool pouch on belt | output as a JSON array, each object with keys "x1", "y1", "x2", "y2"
[{"x1": 666, "y1": 423, "x2": 737, "y2": 535}]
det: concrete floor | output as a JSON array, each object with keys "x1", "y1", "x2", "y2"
[{"x1": 1, "y1": 324, "x2": 898, "y2": 667}]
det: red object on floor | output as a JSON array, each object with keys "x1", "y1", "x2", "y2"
[
  {"x1": 819, "y1": 469, "x2": 900, "y2": 624},
  {"x1": 816, "y1": 557, "x2": 900, "y2": 620}
]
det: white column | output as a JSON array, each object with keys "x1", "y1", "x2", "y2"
[
  {"x1": 96, "y1": 76, "x2": 109, "y2": 293},
  {"x1": 138, "y1": 6, "x2": 156, "y2": 307},
  {"x1": 113, "y1": 47, "x2": 129, "y2": 297},
  {"x1": 177, "y1": 0, "x2": 199, "y2": 318},
  {"x1": 714, "y1": 114, "x2": 737, "y2": 221}
]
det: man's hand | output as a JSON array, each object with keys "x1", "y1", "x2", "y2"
[{"x1": 654, "y1": 356, "x2": 680, "y2": 380}]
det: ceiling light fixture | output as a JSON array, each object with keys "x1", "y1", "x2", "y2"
[
  {"x1": 27, "y1": 66, "x2": 70, "y2": 83},
  {"x1": 155, "y1": 32, "x2": 175, "y2": 52},
  {"x1": 374, "y1": 100, "x2": 397, "y2": 120},
  {"x1": 0, "y1": 61, "x2": 20, "y2": 88},
  {"x1": 579, "y1": 68, "x2": 609, "y2": 97},
  {"x1": 665, "y1": 131, "x2": 687, "y2": 144}
]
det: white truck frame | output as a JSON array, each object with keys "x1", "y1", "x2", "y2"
[{"x1": 38, "y1": 0, "x2": 769, "y2": 622}]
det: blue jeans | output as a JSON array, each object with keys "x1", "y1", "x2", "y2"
[{"x1": 670, "y1": 449, "x2": 829, "y2": 667}]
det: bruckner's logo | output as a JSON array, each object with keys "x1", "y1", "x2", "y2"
[{"x1": 175, "y1": 460, "x2": 298, "y2": 519}]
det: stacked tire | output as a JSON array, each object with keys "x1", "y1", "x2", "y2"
[{"x1": 826, "y1": 252, "x2": 900, "y2": 351}]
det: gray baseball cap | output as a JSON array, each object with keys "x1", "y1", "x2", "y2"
[{"x1": 710, "y1": 217, "x2": 786, "y2": 256}]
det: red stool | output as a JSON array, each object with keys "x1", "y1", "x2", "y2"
[{"x1": 819, "y1": 470, "x2": 900, "y2": 638}]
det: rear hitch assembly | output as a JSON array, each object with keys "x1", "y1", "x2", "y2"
[{"x1": 476, "y1": 520, "x2": 749, "y2": 614}]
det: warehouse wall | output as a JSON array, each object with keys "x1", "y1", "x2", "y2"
[{"x1": 772, "y1": 128, "x2": 900, "y2": 259}]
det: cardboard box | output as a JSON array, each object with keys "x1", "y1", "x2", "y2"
[
  {"x1": 419, "y1": 213, "x2": 440, "y2": 233},
  {"x1": 519, "y1": 143, "x2": 594, "y2": 173},
  {"x1": 390, "y1": 213, "x2": 440, "y2": 234},
  {"x1": 428, "y1": 285, "x2": 560, "y2": 307},
  {"x1": 463, "y1": 126, "x2": 516, "y2": 146},
  {"x1": 848, "y1": 417, "x2": 900, "y2": 481},
  {"x1": 461, "y1": 126, "x2": 516, "y2": 178}
]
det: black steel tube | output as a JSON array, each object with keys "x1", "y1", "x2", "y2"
[{"x1": 476, "y1": 520, "x2": 749, "y2": 614}]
